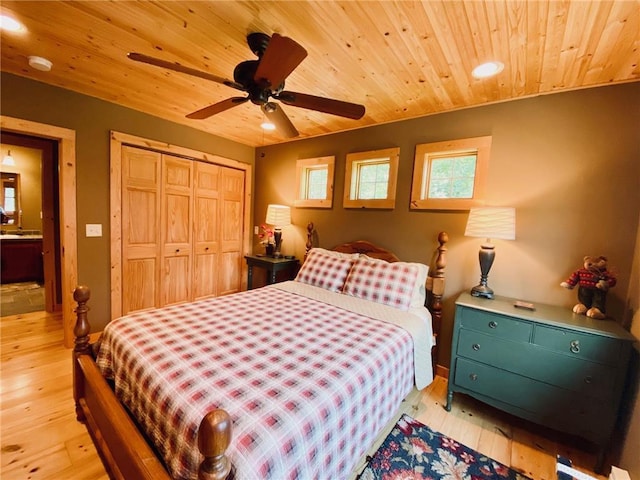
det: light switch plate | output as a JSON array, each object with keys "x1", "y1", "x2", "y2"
[{"x1": 86, "y1": 224, "x2": 102, "y2": 237}]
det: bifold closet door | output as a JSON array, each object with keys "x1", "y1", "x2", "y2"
[
  {"x1": 121, "y1": 146, "x2": 245, "y2": 315},
  {"x1": 217, "y1": 167, "x2": 244, "y2": 296},
  {"x1": 161, "y1": 156, "x2": 193, "y2": 306},
  {"x1": 121, "y1": 146, "x2": 161, "y2": 313},
  {"x1": 193, "y1": 162, "x2": 220, "y2": 300}
]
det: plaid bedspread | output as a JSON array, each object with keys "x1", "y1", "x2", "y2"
[{"x1": 96, "y1": 283, "x2": 422, "y2": 479}]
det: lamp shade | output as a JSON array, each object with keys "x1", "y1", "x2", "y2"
[
  {"x1": 2, "y1": 150, "x2": 15, "y2": 166},
  {"x1": 265, "y1": 204, "x2": 291, "y2": 227},
  {"x1": 465, "y1": 207, "x2": 515, "y2": 240}
]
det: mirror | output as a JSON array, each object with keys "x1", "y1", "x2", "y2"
[{"x1": 0, "y1": 172, "x2": 21, "y2": 226}]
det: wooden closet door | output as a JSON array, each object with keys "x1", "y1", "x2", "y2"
[
  {"x1": 161, "y1": 155, "x2": 193, "y2": 306},
  {"x1": 193, "y1": 162, "x2": 219, "y2": 300},
  {"x1": 121, "y1": 146, "x2": 161, "y2": 313},
  {"x1": 218, "y1": 167, "x2": 245, "y2": 296}
]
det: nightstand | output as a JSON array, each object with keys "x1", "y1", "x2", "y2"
[
  {"x1": 244, "y1": 255, "x2": 300, "y2": 290},
  {"x1": 446, "y1": 292, "x2": 635, "y2": 472}
]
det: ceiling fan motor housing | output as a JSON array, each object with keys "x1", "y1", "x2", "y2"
[{"x1": 233, "y1": 59, "x2": 284, "y2": 105}]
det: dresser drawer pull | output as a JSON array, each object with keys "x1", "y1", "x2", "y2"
[
  {"x1": 570, "y1": 340, "x2": 580, "y2": 353},
  {"x1": 584, "y1": 376, "x2": 593, "y2": 384},
  {"x1": 488, "y1": 320, "x2": 498, "y2": 329},
  {"x1": 472, "y1": 343, "x2": 481, "y2": 351},
  {"x1": 469, "y1": 373, "x2": 478, "y2": 381}
]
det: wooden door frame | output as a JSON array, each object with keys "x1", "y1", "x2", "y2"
[
  {"x1": 0, "y1": 115, "x2": 78, "y2": 348},
  {"x1": 109, "y1": 130, "x2": 252, "y2": 319}
]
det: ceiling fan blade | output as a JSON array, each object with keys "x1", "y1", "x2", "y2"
[
  {"x1": 276, "y1": 91, "x2": 365, "y2": 119},
  {"x1": 186, "y1": 97, "x2": 249, "y2": 120},
  {"x1": 128, "y1": 52, "x2": 244, "y2": 91},
  {"x1": 261, "y1": 103, "x2": 299, "y2": 138},
  {"x1": 253, "y1": 34, "x2": 308, "y2": 89}
]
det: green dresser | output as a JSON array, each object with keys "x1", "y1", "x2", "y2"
[{"x1": 446, "y1": 292, "x2": 636, "y2": 471}]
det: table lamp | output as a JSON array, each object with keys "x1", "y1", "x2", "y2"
[
  {"x1": 265, "y1": 204, "x2": 291, "y2": 258},
  {"x1": 464, "y1": 207, "x2": 515, "y2": 299}
]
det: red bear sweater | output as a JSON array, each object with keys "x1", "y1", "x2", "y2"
[{"x1": 564, "y1": 268, "x2": 616, "y2": 290}]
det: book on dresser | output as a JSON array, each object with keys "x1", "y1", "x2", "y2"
[{"x1": 446, "y1": 292, "x2": 636, "y2": 473}]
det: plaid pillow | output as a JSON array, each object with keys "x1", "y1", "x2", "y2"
[
  {"x1": 343, "y1": 256, "x2": 421, "y2": 311},
  {"x1": 294, "y1": 248, "x2": 357, "y2": 292}
]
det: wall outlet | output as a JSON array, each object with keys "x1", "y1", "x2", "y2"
[
  {"x1": 254, "y1": 225, "x2": 259, "y2": 235},
  {"x1": 86, "y1": 224, "x2": 102, "y2": 237}
]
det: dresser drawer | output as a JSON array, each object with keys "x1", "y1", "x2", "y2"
[
  {"x1": 458, "y1": 307, "x2": 532, "y2": 342},
  {"x1": 453, "y1": 358, "x2": 601, "y2": 423},
  {"x1": 534, "y1": 325, "x2": 623, "y2": 365},
  {"x1": 457, "y1": 329, "x2": 615, "y2": 399}
]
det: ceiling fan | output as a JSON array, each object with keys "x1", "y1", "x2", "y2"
[{"x1": 128, "y1": 32, "x2": 366, "y2": 138}]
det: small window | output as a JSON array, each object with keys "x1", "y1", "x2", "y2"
[
  {"x1": 344, "y1": 147, "x2": 399, "y2": 209},
  {"x1": 294, "y1": 156, "x2": 334, "y2": 208},
  {"x1": 410, "y1": 136, "x2": 491, "y2": 210}
]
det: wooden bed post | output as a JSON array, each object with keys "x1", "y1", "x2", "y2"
[
  {"x1": 198, "y1": 410, "x2": 235, "y2": 480},
  {"x1": 305, "y1": 222, "x2": 314, "y2": 259},
  {"x1": 426, "y1": 232, "x2": 448, "y2": 372},
  {"x1": 73, "y1": 285, "x2": 91, "y2": 422}
]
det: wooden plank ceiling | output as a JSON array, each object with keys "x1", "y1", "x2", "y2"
[{"x1": 1, "y1": 1, "x2": 638, "y2": 147}]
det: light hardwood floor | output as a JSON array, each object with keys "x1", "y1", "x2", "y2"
[{"x1": 1, "y1": 310, "x2": 606, "y2": 480}]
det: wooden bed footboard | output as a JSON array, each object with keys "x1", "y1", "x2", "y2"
[{"x1": 72, "y1": 286, "x2": 234, "y2": 480}]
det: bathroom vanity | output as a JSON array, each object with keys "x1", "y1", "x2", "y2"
[{"x1": 0, "y1": 234, "x2": 44, "y2": 284}]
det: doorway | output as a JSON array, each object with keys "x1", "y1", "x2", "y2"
[
  {"x1": 0, "y1": 132, "x2": 61, "y2": 315},
  {"x1": 0, "y1": 116, "x2": 78, "y2": 348}
]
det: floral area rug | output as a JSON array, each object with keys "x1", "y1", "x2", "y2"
[{"x1": 358, "y1": 414, "x2": 531, "y2": 480}]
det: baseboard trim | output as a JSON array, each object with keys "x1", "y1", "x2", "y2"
[{"x1": 435, "y1": 364, "x2": 449, "y2": 379}]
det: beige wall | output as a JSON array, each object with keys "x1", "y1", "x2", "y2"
[
  {"x1": 1, "y1": 72, "x2": 255, "y2": 330},
  {"x1": 255, "y1": 82, "x2": 640, "y2": 364},
  {"x1": 0, "y1": 144, "x2": 42, "y2": 231}
]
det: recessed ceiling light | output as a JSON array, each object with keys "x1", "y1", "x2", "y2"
[
  {"x1": 472, "y1": 61, "x2": 504, "y2": 79},
  {"x1": 0, "y1": 15, "x2": 24, "y2": 32},
  {"x1": 261, "y1": 121, "x2": 276, "y2": 131},
  {"x1": 28, "y1": 55, "x2": 53, "y2": 72}
]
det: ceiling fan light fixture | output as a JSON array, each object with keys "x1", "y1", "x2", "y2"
[
  {"x1": 472, "y1": 61, "x2": 504, "y2": 79},
  {"x1": 261, "y1": 121, "x2": 276, "y2": 131},
  {"x1": 263, "y1": 102, "x2": 278, "y2": 113}
]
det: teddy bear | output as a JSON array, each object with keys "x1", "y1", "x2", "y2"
[{"x1": 560, "y1": 255, "x2": 616, "y2": 319}]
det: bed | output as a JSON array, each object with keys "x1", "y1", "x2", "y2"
[{"x1": 72, "y1": 226, "x2": 448, "y2": 480}]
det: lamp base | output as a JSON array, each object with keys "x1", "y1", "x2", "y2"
[
  {"x1": 470, "y1": 284, "x2": 494, "y2": 299},
  {"x1": 273, "y1": 229, "x2": 283, "y2": 258}
]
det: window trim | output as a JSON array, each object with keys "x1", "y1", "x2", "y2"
[
  {"x1": 410, "y1": 136, "x2": 491, "y2": 210},
  {"x1": 343, "y1": 147, "x2": 399, "y2": 209},
  {"x1": 294, "y1": 156, "x2": 335, "y2": 208}
]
